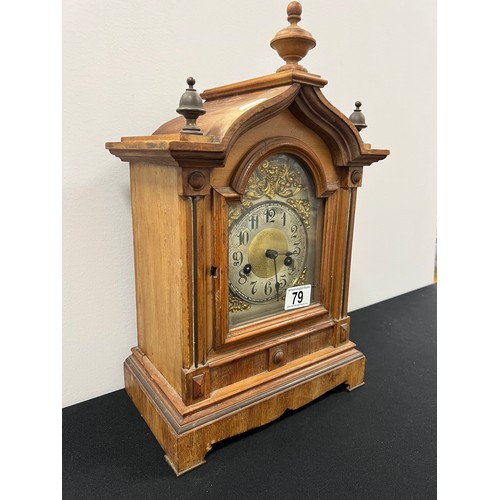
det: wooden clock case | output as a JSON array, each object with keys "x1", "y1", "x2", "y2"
[{"x1": 106, "y1": 3, "x2": 389, "y2": 475}]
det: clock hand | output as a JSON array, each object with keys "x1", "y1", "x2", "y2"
[
  {"x1": 265, "y1": 249, "x2": 281, "y2": 302},
  {"x1": 265, "y1": 249, "x2": 278, "y2": 260},
  {"x1": 268, "y1": 250, "x2": 294, "y2": 267},
  {"x1": 272, "y1": 258, "x2": 280, "y2": 301}
]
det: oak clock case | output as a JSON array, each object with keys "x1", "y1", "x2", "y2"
[{"x1": 105, "y1": 2, "x2": 389, "y2": 476}]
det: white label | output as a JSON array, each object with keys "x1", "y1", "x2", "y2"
[{"x1": 284, "y1": 284, "x2": 312, "y2": 311}]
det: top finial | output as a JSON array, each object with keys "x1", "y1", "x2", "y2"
[{"x1": 270, "y1": 2, "x2": 316, "y2": 73}]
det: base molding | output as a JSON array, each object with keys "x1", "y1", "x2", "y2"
[{"x1": 124, "y1": 348, "x2": 365, "y2": 475}]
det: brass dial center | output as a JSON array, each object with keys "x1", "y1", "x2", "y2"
[{"x1": 248, "y1": 228, "x2": 288, "y2": 278}]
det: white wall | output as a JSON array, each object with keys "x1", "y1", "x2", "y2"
[{"x1": 62, "y1": 0, "x2": 436, "y2": 407}]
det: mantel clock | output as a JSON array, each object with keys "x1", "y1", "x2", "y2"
[{"x1": 106, "y1": 2, "x2": 389, "y2": 475}]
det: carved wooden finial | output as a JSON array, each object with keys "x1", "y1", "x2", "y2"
[
  {"x1": 176, "y1": 77, "x2": 206, "y2": 135},
  {"x1": 349, "y1": 101, "x2": 368, "y2": 132},
  {"x1": 270, "y1": 1, "x2": 316, "y2": 73}
]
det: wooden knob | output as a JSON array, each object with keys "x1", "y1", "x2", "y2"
[{"x1": 272, "y1": 350, "x2": 284, "y2": 365}]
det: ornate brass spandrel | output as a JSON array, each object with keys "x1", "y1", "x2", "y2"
[
  {"x1": 294, "y1": 266, "x2": 307, "y2": 286},
  {"x1": 281, "y1": 266, "x2": 308, "y2": 301},
  {"x1": 286, "y1": 198, "x2": 311, "y2": 228},
  {"x1": 228, "y1": 292, "x2": 251, "y2": 312},
  {"x1": 228, "y1": 200, "x2": 254, "y2": 221},
  {"x1": 246, "y1": 156, "x2": 303, "y2": 200}
]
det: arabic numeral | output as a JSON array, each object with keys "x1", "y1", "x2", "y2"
[
  {"x1": 232, "y1": 251, "x2": 243, "y2": 266},
  {"x1": 238, "y1": 230, "x2": 249, "y2": 245},
  {"x1": 249, "y1": 215, "x2": 259, "y2": 230},
  {"x1": 292, "y1": 290, "x2": 304, "y2": 305},
  {"x1": 264, "y1": 208, "x2": 276, "y2": 223},
  {"x1": 238, "y1": 272, "x2": 248, "y2": 285}
]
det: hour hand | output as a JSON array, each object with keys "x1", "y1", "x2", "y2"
[{"x1": 266, "y1": 250, "x2": 292, "y2": 257}]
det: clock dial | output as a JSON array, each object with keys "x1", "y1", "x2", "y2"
[
  {"x1": 228, "y1": 153, "x2": 324, "y2": 328},
  {"x1": 229, "y1": 201, "x2": 307, "y2": 303}
]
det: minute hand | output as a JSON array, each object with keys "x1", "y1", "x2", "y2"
[{"x1": 265, "y1": 249, "x2": 281, "y2": 302}]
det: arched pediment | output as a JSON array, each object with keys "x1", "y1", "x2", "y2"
[{"x1": 147, "y1": 70, "x2": 388, "y2": 169}]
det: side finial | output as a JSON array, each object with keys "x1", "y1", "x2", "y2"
[
  {"x1": 349, "y1": 101, "x2": 367, "y2": 132},
  {"x1": 176, "y1": 77, "x2": 206, "y2": 135},
  {"x1": 270, "y1": 2, "x2": 316, "y2": 73}
]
